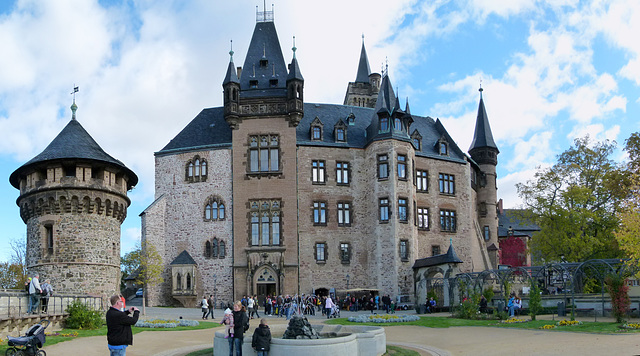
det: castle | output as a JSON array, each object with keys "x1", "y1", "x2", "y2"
[
  {"x1": 10, "y1": 99, "x2": 138, "y2": 299},
  {"x1": 141, "y1": 8, "x2": 500, "y2": 307}
]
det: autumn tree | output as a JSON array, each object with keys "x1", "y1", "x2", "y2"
[
  {"x1": 616, "y1": 132, "x2": 640, "y2": 272},
  {"x1": 135, "y1": 240, "x2": 163, "y2": 315},
  {"x1": 517, "y1": 136, "x2": 629, "y2": 263}
]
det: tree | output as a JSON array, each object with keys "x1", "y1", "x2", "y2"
[
  {"x1": 616, "y1": 132, "x2": 640, "y2": 272},
  {"x1": 517, "y1": 136, "x2": 628, "y2": 263},
  {"x1": 604, "y1": 274, "x2": 630, "y2": 323},
  {"x1": 135, "y1": 240, "x2": 163, "y2": 315},
  {"x1": 120, "y1": 247, "x2": 141, "y2": 292},
  {"x1": 0, "y1": 261, "x2": 25, "y2": 289}
]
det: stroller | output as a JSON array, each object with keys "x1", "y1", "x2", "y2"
[
  {"x1": 329, "y1": 305, "x2": 340, "y2": 318},
  {"x1": 6, "y1": 319, "x2": 49, "y2": 356}
]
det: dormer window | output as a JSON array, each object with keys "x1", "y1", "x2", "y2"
[
  {"x1": 269, "y1": 79, "x2": 278, "y2": 87},
  {"x1": 249, "y1": 80, "x2": 258, "y2": 88},
  {"x1": 260, "y1": 58, "x2": 268, "y2": 67},
  {"x1": 380, "y1": 117, "x2": 389, "y2": 131},
  {"x1": 439, "y1": 142, "x2": 448, "y2": 155},
  {"x1": 310, "y1": 117, "x2": 324, "y2": 141},
  {"x1": 336, "y1": 128, "x2": 345, "y2": 142},
  {"x1": 413, "y1": 138, "x2": 420, "y2": 150},
  {"x1": 411, "y1": 130, "x2": 422, "y2": 151},
  {"x1": 334, "y1": 120, "x2": 347, "y2": 143},
  {"x1": 347, "y1": 113, "x2": 355, "y2": 126},
  {"x1": 394, "y1": 118, "x2": 402, "y2": 131}
]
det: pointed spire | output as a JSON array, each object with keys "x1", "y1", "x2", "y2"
[
  {"x1": 469, "y1": 85, "x2": 498, "y2": 151},
  {"x1": 287, "y1": 36, "x2": 304, "y2": 81},
  {"x1": 70, "y1": 86, "x2": 79, "y2": 120},
  {"x1": 355, "y1": 35, "x2": 371, "y2": 83},
  {"x1": 223, "y1": 40, "x2": 240, "y2": 85},
  {"x1": 373, "y1": 73, "x2": 396, "y2": 114},
  {"x1": 405, "y1": 97, "x2": 411, "y2": 114}
]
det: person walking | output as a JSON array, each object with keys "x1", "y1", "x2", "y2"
[
  {"x1": 40, "y1": 279, "x2": 53, "y2": 313},
  {"x1": 206, "y1": 294, "x2": 215, "y2": 319},
  {"x1": 27, "y1": 274, "x2": 42, "y2": 314},
  {"x1": 247, "y1": 295, "x2": 255, "y2": 319},
  {"x1": 201, "y1": 295, "x2": 209, "y2": 320},
  {"x1": 230, "y1": 301, "x2": 249, "y2": 356},
  {"x1": 106, "y1": 294, "x2": 140, "y2": 355},
  {"x1": 251, "y1": 318, "x2": 271, "y2": 356},
  {"x1": 325, "y1": 295, "x2": 335, "y2": 319},
  {"x1": 252, "y1": 295, "x2": 261, "y2": 318}
]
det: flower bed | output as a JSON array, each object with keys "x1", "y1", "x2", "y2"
[
  {"x1": 556, "y1": 319, "x2": 582, "y2": 327},
  {"x1": 348, "y1": 314, "x2": 420, "y2": 323},
  {"x1": 621, "y1": 323, "x2": 640, "y2": 329},
  {"x1": 500, "y1": 318, "x2": 528, "y2": 324},
  {"x1": 540, "y1": 324, "x2": 557, "y2": 329},
  {"x1": 135, "y1": 319, "x2": 200, "y2": 328},
  {"x1": 46, "y1": 331, "x2": 79, "y2": 337}
]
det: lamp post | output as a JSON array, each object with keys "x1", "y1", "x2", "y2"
[{"x1": 213, "y1": 273, "x2": 217, "y2": 309}]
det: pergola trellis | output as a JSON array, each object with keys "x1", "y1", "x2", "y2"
[{"x1": 423, "y1": 258, "x2": 634, "y2": 316}]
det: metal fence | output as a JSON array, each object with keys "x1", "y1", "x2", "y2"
[{"x1": 0, "y1": 289, "x2": 103, "y2": 318}]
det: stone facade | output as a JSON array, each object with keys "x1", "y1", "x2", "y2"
[{"x1": 142, "y1": 11, "x2": 499, "y2": 307}]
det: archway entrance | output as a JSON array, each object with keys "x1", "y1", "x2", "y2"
[{"x1": 254, "y1": 265, "x2": 279, "y2": 306}]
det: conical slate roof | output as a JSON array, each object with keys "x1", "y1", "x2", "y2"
[
  {"x1": 239, "y1": 20, "x2": 288, "y2": 97},
  {"x1": 374, "y1": 74, "x2": 396, "y2": 114},
  {"x1": 223, "y1": 54, "x2": 239, "y2": 85},
  {"x1": 469, "y1": 89, "x2": 498, "y2": 152},
  {"x1": 10, "y1": 119, "x2": 138, "y2": 189},
  {"x1": 355, "y1": 40, "x2": 371, "y2": 83},
  {"x1": 287, "y1": 54, "x2": 304, "y2": 81},
  {"x1": 412, "y1": 243, "x2": 463, "y2": 269}
]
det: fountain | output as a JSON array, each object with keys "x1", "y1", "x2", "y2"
[{"x1": 213, "y1": 314, "x2": 385, "y2": 355}]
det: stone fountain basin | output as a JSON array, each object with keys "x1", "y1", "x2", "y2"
[{"x1": 213, "y1": 324, "x2": 386, "y2": 356}]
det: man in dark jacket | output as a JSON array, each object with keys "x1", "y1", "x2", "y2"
[
  {"x1": 230, "y1": 301, "x2": 248, "y2": 356},
  {"x1": 251, "y1": 318, "x2": 271, "y2": 356},
  {"x1": 106, "y1": 294, "x2": 140, "y2": 355}
]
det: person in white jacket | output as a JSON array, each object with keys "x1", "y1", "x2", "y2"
[
  {"x1": 28, "y1": 273, "x2": 42, "y2": 314},
  {"x1": 325, "y1": 295, "x2": 336, "y2": 319},
  {"x1": 201, "y1": 296, "x2": 209, "y2": 320}
]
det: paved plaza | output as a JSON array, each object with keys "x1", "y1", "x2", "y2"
[{"x1": 41, "y1": 305, "x2": 640, "y2": 356}]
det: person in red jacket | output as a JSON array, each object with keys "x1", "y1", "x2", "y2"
[{"x1": 106, "y1": 294, "x2": 140, "y2": 355}]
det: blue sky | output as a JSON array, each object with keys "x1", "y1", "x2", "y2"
[{"x1": 0, "y1": 0, "x2": 638, "y2": 261}]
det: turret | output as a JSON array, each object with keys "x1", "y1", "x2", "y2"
[
  {"x1": 286, "y1": 37, "x2": 304, "y2": 127},
  {"x1": 344, "y1": 36, "x2": 380, "y2": 108},
  {"x1": 223, "y1": 43, "x2": 241, "y2": 129}
]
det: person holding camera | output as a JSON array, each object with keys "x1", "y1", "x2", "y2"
[{"x1": 106, "y1": 294, "x2": 140, "y2": 355}]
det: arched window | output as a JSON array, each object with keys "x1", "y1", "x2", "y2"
[
  {"x1": 219, "y1": 240, "x2": 226, "y2": 258},
  {"x1": 188, "y1": 162, "x2": 194, "y2": 177},
  {"x1": 394, "y1": 118, "x2": 402, "y2": 131},
  {"x1": 204, "y1": 196, "x2": 225, "y2": 221},
  {"x1": 201, "y1": 161, "x2": 207, "y2": 176},
  {"x1": 176, "y1": 273, "x2": 182, "y2": 290},
  {"x1": 205, "y1": 241, "x2": 211, "y2": 258},
  {"x1": 212, "y1": 238, "x2": 219, "y2": 257},
  {"x1": 186, "y1": 273, "x2": 192, "y2": 290},
  {"x1": 195, "y1": 159, "x2": 200, "y2": 176},
  {"x1": 185, "y1": 156, "x2": 208, "y2": 182}
]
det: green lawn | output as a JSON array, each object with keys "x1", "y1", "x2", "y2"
[
  {"x1": 184, "y1": 345, "x2": 419, "y2": 356},
  {"x1": 0, "y1": 321, "x2": 219, "y2": 353},
  {"x1": 326, "y1": 316, "x2": 640, "y2": 334}
]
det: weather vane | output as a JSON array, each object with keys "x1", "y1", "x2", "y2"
[{"x1": 71, "y1": 85, "x2": 79, "y2": 98}]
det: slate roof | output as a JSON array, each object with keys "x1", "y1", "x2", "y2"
[
  {"x1": 355, "y1": 41, "x2": 371, "y2": 83},
  {"x1": 413, "y1": 244, "x2": 463, "y2": 269},
  {"x1": 469, "y1": 90, "x2": 499, "y2": 152},
  {"x1": 498, "y1": 208, "x2": 540, "y2": 237},
  {"x1": 239, "y1": 21, "x2": 288, "y2": 98},
  {"x1": 223, "y1": 55, "x2": 240, "y2": 85},
  {"x1": 170, "y1": 250, "x2": 197, "y2": 265},
  {"x1": 10, "y1": 119, "x2": 138, "y2": 189},
  {"x1": 156, "y1": 102, "x2": 468, "y2": 165}
]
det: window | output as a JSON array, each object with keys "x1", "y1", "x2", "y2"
[
  {"x1": 412, "y1": 137, "x2": 421, "y2": 150},
  {"x1": 176, "y1": 273, "x2": 182, "y2": 290},
  {"x1": 438, "y1": 173, "x2": 455, "y2": 195},
  {"x1": 379, "y1": 198, "x2": 389, "y2": 222},
  {"x1": 315, "y1": 242, "x2": 326, "y2": 262},
  {"x1": 336, "y1": 128, "x2": 345, "y2": 142},
  {"x1": 416, "y1": 170, "x2": 428, "y2": 192},
  {"x1": 249, "y1": 80, "x2": 258, "y2": 88},
  {"x1": 312, "y1": 160, "x2": 326, "y2": 184},
  {"x1": 336, "y1": 161, "x2": 349, "y2": 185},
  {"x1": 250, "y1": 200, "x2": 281, "y2": 246},
  {"x1": 400, "y1": 240, "x2": 408, "y2": 260},
  {"x1": 394, "y1": 118, "x2": 402, "y2": 131},
  {"x1": 417, "y1": 207, "x2": 429, "y2": 229},
  {"x1": 432, "y1": 245, "x2": 441, "y2": 256},
  {"x1": 398, "y1": 198, "x2": 408, "y2": 222},
  {"x1": 380, "y1": 117, "x2": 389, "y2": 131},
  {"x1": 483, "y1": 226, "x2": 490, "y2": 241},
  {"x1": 340, "y1": 243, "x2": 351, "y2": 264},
  {"x1": 378, "y1": 154, "x2": 389, "y2": 179},
  {"x1": 205, "y1": 241, "x2": 211, "y2": 257},
  {"x1": 212, "y1": 238, "x2": 219, "y2": 257},
  {"x1": 397, "y1": 155, "x2": 407, "y2": 179},
  {"x1": 312, "y1": 126, "x2": 321, "y2": 140},
  {"x1": 204, "y1": 196, "x2": 225, "y2": 221},
  {"x1": 219, "y1": 240, "x2": 226, "y2": 258},
  {"x1": 440, "y1": 209, "x2": 457, "y2": 232},
  {"x1": 45, "y1": 225, "x2": 53, "y2": 253},
  {"x1": 313, "y1": 201, "x2": 327, "y2": 225},
  {"x1": 337, "y1": 202, "x2": 351, "y2": 226},
  {"x1": 249, "y1": 135, "x2": 280, "y2": 173},
  {"x1": 185, "y1": 156, "x2": 208, "y2": 182},
  {"x1": 186, "y1": 273, "x2": 192, "y2": 290},
  {"x1": 269, "y1": 79, "x2": 278, "y2": 87},
  {"x1": 439, "y1": 141, "x2": 448, "y2": 155}
]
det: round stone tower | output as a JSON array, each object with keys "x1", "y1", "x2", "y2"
[{"x1": 9, "y1": 100, "x2": 138, "y2": 299}]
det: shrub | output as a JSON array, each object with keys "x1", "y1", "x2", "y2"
[
  {"x1": 64, "y1": 300, "x2": 103, "y2": 329},
  {"x1": 454, "y1": 295, "x2": 480, "y2": 319},
  {"x1": 482, "y1": 287, "x2": 494, "y2": 303},
  {"x1": 605, "y1": 274, "x2": 631, "y2": 323},
  {"x1": 528, "y1": 283, "x2": 542, "y2": 321}
]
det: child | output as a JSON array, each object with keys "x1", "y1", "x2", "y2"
[
  {"x1": 251, "y1": 318, "x2": 272, "y2": 356},
  {"x1": 221, "y1": 308, "x2": 234, "y2": 338}
]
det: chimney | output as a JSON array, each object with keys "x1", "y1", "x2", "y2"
[{"x1": 236, "y1": 66, "x2": 242, "y2": 79}]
